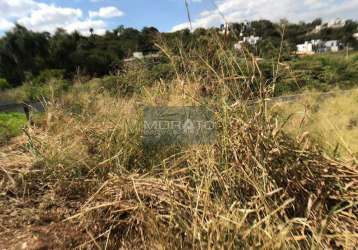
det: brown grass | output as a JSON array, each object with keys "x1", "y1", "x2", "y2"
[
  {"x1": 1, "y1": 34, "x2": 357, "y2": 249},
  {"x1": 270, "y1": 89, "x2": 358, "y2": 160}
]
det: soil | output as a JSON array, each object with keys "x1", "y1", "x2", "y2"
[{"x1": 0, "y1": 136, "x2": 87, "y2": 250}]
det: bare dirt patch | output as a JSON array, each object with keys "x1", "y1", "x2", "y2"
[{"x1": 0, "y1": 136, "x2": 88, "y2": 250}]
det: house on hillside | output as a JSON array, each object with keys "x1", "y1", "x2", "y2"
[
  {"x1": 234, "y1": 41, "x2": 244, "y2": 51},
  {"x1": 124, "y1": 51, "x2": 161, "y2": 63},
  {"x1": 313, "y1": 25, "x2": 324, "y2": 33},
  {"x1": 220, "y1": 23, "x2": 234, "y2": 35},
  {"x1": 325, "y1": 40, "x2": 341, "y2": 52},
  {"x1": 243, "y1": 35, "x2": 260, "y2": 46},
  {"x1": 234, "y1": 36, "x2": 261, "y2": 51},
  {"x1": 327, "y1": 18, "x2": 346, "y2": 28},
  {"x1": 313, "y1": 18, "x2": 346, "y2": 34},
  {"x1": 133, "y1": 52, "x2": 144, "y2": 59},
  {"x1": 297, "y1": 41, "x2": 315, "y2": 55},
  {"x1": 296, "y1": 39, "x2": 342, "y2": 55}
]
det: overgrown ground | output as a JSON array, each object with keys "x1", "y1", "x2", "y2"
[{"x1": 0, "y1": 40, "x2": 358, "y2": 249}]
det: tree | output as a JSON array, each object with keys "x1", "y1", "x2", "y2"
[
  {"x1": 0, "y1": 25, "x2": 50, "y2": 86},
  {"x1": 0, "y1": 20, "x2": 357, "y2": 88},
  {"x1": 141, "y1": 27, "x2": 159, "y2": 52}
]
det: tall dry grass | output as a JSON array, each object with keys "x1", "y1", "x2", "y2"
[
  {"x1": 270, "y1": 89, "x2": 358, "y2": 160},
  {"x1": 1, "y1": 33, "x2": 357, "y2": 249}
]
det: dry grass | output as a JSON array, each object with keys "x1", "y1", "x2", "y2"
[
  {"x1": 1, "y1": 35, "x2": 357, "y2": 249},
  {"x1": 270, "y1": 89, "x2": 358, "y2": 160}
]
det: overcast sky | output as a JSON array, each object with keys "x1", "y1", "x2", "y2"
[{"x1": 0, "y1": 0, "x2": 357, "y2": 36}]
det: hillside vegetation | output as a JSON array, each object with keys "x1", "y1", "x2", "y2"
[{"x1": 0, "y1": 18, "x2": 357, "y2": 88}]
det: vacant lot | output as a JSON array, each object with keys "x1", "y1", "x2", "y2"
[{"x1": 1, "y1": 43, "x2": 357, "y2": 249}]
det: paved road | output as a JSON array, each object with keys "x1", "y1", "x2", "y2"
[
  {"x1": 240, "y1": 90, "x2": 352, "y2": 108},
  {"x1": 0, "y1": 90, "x2": 352, "y2": 113},
  {"x1": 0, "y1": 101, "x2": 45, "y2": 113}
]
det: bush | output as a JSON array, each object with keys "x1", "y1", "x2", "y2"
[
  {"x1": 32, "y1": 69, "x2": 65, "y2": 85},
  {"x1": 22, "y1": 78, "x2": 70, "y2": 101},
  {"x1": 101, "y1": 75, "x2": 137, "y2": 97},
  {"x1": 0, "y1": 78, "x2": 10, "y2": 90},
  {"x1": 100, "y1": 61, "x2": 170, "y2": 97},
  {"x1": 275, "y1": 52, "x2": 358, "y2": 95},
  {"x1": 0, "y1": 112, "x2": 27, "y2": 143},
  {"x1": 150, "y1": 63, "x2": 175, "y2": 81}
]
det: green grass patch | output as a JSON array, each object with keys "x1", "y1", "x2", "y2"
[{"x1": 0, "y1": 112, "x2": 27, "y2": 142}]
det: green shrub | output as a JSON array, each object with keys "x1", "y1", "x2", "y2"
[
  {"x1": 101, "y1": 61, "x2": 167, "y2": 97},
  {"x1": 22, "y1": 78, "x2": 70, "y2": 101},
  {"x1": 150, "y1": 63, "x2": 175, "y2": 81},
  {"x1": 101, "y1": 75, "x2": 137, "y2": 97},
  {"x1": 0, "y1": 112, "x2": 27, "y2": 143},
  {"x1": 0, "y1": 78, "x2": 10, "y2": 90},
  {"x1": 275, "y1": 52, "x2": 358, "y2": 95},
  {"x1": 32, "y1": 69, "x2": 65, "y2": 85}
]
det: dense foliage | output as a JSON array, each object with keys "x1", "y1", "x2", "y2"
[
  {"x1": 0, "y1": 25, "x2": 160, "y2": 87},
  {"x1": 0, "y1": 19, "x2": 357, "y2": 88}
]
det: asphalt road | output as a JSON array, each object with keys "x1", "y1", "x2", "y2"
[{"x1": 0, "y1": 101, "x2": 45, "y2": 113}]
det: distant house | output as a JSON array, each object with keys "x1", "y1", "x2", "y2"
[
  {"x1": 312, "y1": 39, "x2": 326, "y2": 53},
  {"x1": 297, "y1": 41, "x2": 315, "y2": 55},
  {"x1": 233, "y1": 35, "x2": 261, "y2": 52},
  {"x1": 133, "y1": 52, "x2": 144, "y2": 59},
  {"x1": 313, "y1": 25, "x2": 324, "y2": 33},
  {"x1": 354, "y1": 33, "x2": 358, "y2": 40},
  {"x1": 124, "y1": 51, "x2": 161, "y2": 63},
  {"x1": 220, "y1": 23, "x2": 234, "y2": 35},
  {"x1": 233, "y1": 36, "x2": 260, "y2": 51},
  {"x1": 325, "y1": 40, "x2": 341, "y2": 52},
  {"x1": 234, "y1": 41, "x2": 244, "y2": 51},
  {"x1": 296, "y1": 39, "x2": 342, "y2": 55},
  {"x1": 243, "y1": 35, "x2": 260, "y2": 46},
  {"x1": 312, "y1": 19, "x2": 346, "y2": 34},
  {"x1": 327, "y1": 18, "x2": 346, "y2": 28}
]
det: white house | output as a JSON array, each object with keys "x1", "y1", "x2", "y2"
[
  {"x1": 325, "y1": 40, "x2": 340, "y2": 52},
  {"x1": 297, "y1": 39, "x2": 342, "y2": 54},
  {"x1": 311, "y1": 39, "x2": 323, "y2": 46},
  {"x1": 220, "y1": 23, "x2": 234, "y2": 35},
  {"x1": 354, "y1": 33, "x2": 358, "y2": 40},
  {"x1": 313, "y1": 19, "x2": 346, "y2": 33},
  {"x1": 133, "y1": 52, "x2": 144, "y2": 59},
  {"x1": 234, "y1": 41, "x2": 244, "y2": 51},
  {"x1": 243, "y1": 35, "x2": 260, "y2": 46},
  {"x1": 124, "y1": 52, "x2": 160, "y2": 62},
  {"x1": 297, "y1": 42, "x2": 314, "y2": 54},
  {"x1": 313, "y1": 25, "x2": 323, "y2": 33},
  {"x1": 328, "y1": 18, "x2": 346, "y2": 28}
]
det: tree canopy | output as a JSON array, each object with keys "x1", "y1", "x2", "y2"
[{"x1": 0, "y1": 19, "x2": 357, "y2": 88}]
